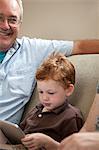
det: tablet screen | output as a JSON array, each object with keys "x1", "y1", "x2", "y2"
[{"x1": 0, "y1": 120, "x2": 25, "y2": 144}]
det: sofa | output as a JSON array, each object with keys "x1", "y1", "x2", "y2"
[
  {"x1": 1, "y1": 54, "x2": 99, "y2": 150},
  {"x1": 23, "y1": 54, "x2": 99, "y2": 121}
]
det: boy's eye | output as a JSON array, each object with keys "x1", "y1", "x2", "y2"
[
  {"x1": 38, "y1": 91, "x2": 43, "y2": 94},
  {"x1": 48, "y1": 92, "x2": 55, "y2": 95},
  {"x1": 38, "y1": 90, "x2": 56, "y2": 95}
]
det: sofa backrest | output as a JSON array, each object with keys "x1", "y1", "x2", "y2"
[
  {"x1": 68, "y1": 54, "x2": 99, "y2": 120},
  {"x1": 22, "y1": 54, "x2": 99, "y2": 121}
]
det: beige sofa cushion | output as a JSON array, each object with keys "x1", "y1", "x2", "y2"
[
  {"x1": 68, "y1": 54, "x2": 99, "y2": 120},
  {"x1": 22, "y1": 54, "x2": 99, "y2": 121}
]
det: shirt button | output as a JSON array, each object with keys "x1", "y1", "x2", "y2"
[{"x1": 38, "y1": 114, "x2": 42, "y2": 118}]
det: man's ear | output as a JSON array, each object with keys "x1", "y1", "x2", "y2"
[{"x1": 65, "y1": 84, "x2": 74, "y2": 97}]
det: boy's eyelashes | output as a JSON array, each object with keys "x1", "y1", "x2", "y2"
[
  {"x1": 48, "y1": 92, "x2": 55, "y2": 95},
  {"x1": 38, "y1": 91, "x2": 56, "y2": 95}
]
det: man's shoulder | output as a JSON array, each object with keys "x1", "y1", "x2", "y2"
[
  {"x1": 16, "y1": 36, "x2": 37, "y2": 49},
  {"x1": 16, "y1": 36, "x2": 46, "y2": 47},
  {"x1": 17, "y1": 36, "x2": 31, "y2": 43}
]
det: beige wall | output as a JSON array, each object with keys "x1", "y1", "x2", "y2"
[{"x1": 20, "y1": 0, "x2": 99, "y2": 40}]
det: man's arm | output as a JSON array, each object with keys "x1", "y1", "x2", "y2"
[
  {"x1": 73, "y1": 40, "x2": 99, "y2": 55},
  {"x1": 80, "y1": 83, "x2": 99, "y2": 132},
  {"x1": 58, "y1": 132, "x2": 99, "y2": 150}
]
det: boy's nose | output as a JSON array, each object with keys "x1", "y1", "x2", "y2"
[{"x1": 42, "y1": 94, "x2": 48, "y2": 101}]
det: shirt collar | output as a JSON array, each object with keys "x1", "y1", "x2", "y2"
[
  {"x1": 36, "y1": 100, "x2": 69, "y2": 114},
  {"x1": 52, "y1": 100, "x2": 69, "y2": 114},
  {"x1": 12, "y1": 40, "x2": 21, "y2": 50}
]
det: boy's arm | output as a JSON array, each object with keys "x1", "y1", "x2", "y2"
[
  {"x1": 72, "y1": 40, "x2": 99, "y2": 55},
  {"x1": 21, "y1": 133, "x2": 59, "y2": 150}
]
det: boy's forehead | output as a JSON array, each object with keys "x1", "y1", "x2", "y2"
[{"x1": 37, "y1": 80, "x2": 62, "y2": 89}]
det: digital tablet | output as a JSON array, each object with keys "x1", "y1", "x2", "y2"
[{"x1": 0, "y1": 120, "x2": 25, "y2": 144}]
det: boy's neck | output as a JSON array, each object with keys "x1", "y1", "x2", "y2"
[{"x1": 42, "y1": 107, "x2": 50, "y2": 112}]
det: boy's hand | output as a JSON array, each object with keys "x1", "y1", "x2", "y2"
[
  {"x1": 21, "y1": 133, "x2": 46, "y2": 150},
  {"x1": 21, "y1": 132, "x2": 59, "y2": 150}
]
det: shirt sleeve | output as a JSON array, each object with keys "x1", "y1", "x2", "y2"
[
  {"x1": 21, "y1": 37, "x2": 73, "y2": 57},
  {"x1": 60, "y1": 116, "x2": 84, "y2": 141},
  {"x1": 35, "y1": 38, "x2": 73, "y2": 57}
]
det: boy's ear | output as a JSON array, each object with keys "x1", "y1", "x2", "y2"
[{"x1": 65, "y1": 84, "x2": 74, "y2": 97}]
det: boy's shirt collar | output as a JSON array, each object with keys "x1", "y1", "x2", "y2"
[{"x1": 36, "y1": 100, "x2": 69, "y2": 114}]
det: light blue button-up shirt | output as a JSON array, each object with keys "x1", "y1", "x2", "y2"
[{"x1": 0, "y1": 36, "x2": 73, "y2": 124}]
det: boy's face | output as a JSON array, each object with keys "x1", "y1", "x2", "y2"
[{"x1": 37, "y1": 79, "x2": 68, "y2": 111}]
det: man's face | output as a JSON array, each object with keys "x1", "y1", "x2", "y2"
[{"x1": 0, "y1": 0, "x2": 22, "y2": 51}]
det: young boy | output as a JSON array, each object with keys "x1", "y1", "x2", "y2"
[
  {"x1": 0, "y1": 52, "x2": 83, "y2": 149},
  {"x1": 20, "y1": 52, "x2": 84, "y2": 149}
]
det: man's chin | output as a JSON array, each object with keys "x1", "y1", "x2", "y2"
[{"x1": 0, "y1": 42, "x2": 12, "y2": 51}]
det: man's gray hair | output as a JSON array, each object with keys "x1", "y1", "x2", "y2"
[{"x1": 16, "y1": 0, "x2": 23, "y2": 21}]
